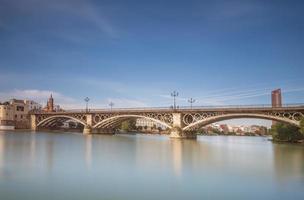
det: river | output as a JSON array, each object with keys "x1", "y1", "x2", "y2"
[{"x1": 0, "y1": 131, "x2": 303, "y2": 200}]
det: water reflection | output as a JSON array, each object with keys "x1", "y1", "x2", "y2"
[
  {"x1": 29, "y1": 133, "x2": 36, "y2": 164},
  {"x1": 171, "y1": 139, "x2": 183, "y2": 177},
  {"x1": 273, "y1": 144, "x2": 304, "y2": 182},
  {"x1": 0, "y1": 132, "x2": 303, "y2": 200},
  {"x1": 0, "y1": 133, "x2": 4, "y2": 177},
  {"x1": 45, "y1": 134, "x2": 54, "y2": 173},
  {"x1": 85, "y1": 135, "x2": 92, "y2": 170}
]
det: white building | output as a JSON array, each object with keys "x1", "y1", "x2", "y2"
[
  {"x1": 54, "y1": 105, "x2": 62, "y2": 112},
  {"x1": 136, "y1": 118, "x2": 167, "y2": 130},
  {"x1": 25, "y1": 100, "x2": 42, "y2": 111}
]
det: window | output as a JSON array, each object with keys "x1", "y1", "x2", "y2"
[{"x1": 16, "y1": 106, "x2": 24, "y2": 111}]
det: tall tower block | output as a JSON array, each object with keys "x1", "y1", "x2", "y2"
[{"x1": 271, "y1": 89, "x2": 282, "y2": 125}]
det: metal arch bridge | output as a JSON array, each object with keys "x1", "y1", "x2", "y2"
[{"x1": 30, "y1": 104, "x2": 304, "y2": 139}]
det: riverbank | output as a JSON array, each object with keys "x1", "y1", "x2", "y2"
[
  {"x1": 198, "y1": 133, "x2": 271, "y2": 137},
  {"x1": 270, "y1": 139, "x2": 304, "y2": 144}
]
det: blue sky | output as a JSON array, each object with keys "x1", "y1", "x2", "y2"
[{"x1": 0, "y1": 0, "x2": 303, "y2": 126}]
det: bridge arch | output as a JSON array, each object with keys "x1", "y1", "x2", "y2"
[
  {"x1": 37, "y1": 115, "x2": 88, "y2": 128},
  {"x1": 93, "y1": 114, "x2": 172, "y2": 129},
  {"x1": 182, "y1": 113, "x2": 300, "y2": 131}
]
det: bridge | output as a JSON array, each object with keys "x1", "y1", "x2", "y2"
[{"x1": 30, "y1": 104, "x2": 304, "y2": 139}]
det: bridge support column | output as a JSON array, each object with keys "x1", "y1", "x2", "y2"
[
  {"x1": 170, "y1": 113, "x2": 196, "y2": 139},
  {"x1": 83, "y1": 126, "x2": 92, "y2": 135},
  {"x1": 86, "y1": 114, "x2": 93, "y2": 127},
  {"x1": 83, "y1": 114, "x2": 93, "y2": 135},
  {"x1": 31, "y1": 115, "x2": 38, "y2": 131}
]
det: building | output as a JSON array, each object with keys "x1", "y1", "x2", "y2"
[
  {"x1": 219, "y1": 124, "x2": 229, "y2": 134},
  {"x1": 0, "y1": 96, "x2": 60, "y2": 130},
  {"x1": 136, "y1": 118, "x2": 167, "y2": 131},
  {"x1": 0, "y1": 99, "x2": 33, "y2": 130},
  {"x1": 272, "y1": 89, "x2": 282, "y2": 107},
  {"x1": 43, "y1": 94, "x2": 54, "y2": 112},
  {"x1": 244, "y1": 126, "x2": 251, "y2": 133},
  {"x1": 54, "y1": 105, "x2": 62, "y2": 112},
  {"x1": 0, "y1": 102, "x2": 15, "y2": 130},
  {"x1": 9, "y1": 99, "x2": 30, "y2": 129},
  {"x1": 25, "y1": 100, "x2": 42, "y2": 111},
  {"x1": 271, "y1": 89, "x2": 282, "y2": 125}
]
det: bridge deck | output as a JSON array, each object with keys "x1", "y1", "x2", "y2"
[{"x1": 31, "y1": 104, "x2": 304, "y2": 115}]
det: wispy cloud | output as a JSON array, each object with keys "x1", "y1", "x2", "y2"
[
  {"x1": 101, "y1": 98, "x2": 148, "y2": 108},
  {"x1": 196, "y1": 87, "x2": 304, "y2": 105},
  {"x1": 158, "y1": 85, "x2": 304, "y2": 106},
  {"x1": 0, "y1": 89, "x2": 148, "y2": 109},
  {"x1": 79, "y1": 3, "x2": 118, "y2": 38},
  {"x1": 0, "y1": 89, "x2": 80, "y2": 109},
  {"x1": 158, "y1": 94, "x2": 223, "y2": 106},
  {"x1": 1, "y1": 0, "x2": 118, "y2": 39},
  {"x1": 51, "y1": 0, "x2": 118, "y2": 39}
]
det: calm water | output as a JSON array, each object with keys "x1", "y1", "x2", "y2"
[{"x1": 0, "y1": 131, "x2": 303, "y2": 200}]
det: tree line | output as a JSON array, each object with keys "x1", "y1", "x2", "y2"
[{"x1": 270, "y1": 118, "x2": 304, "y2": 143}]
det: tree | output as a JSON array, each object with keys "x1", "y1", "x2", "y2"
[
  {"x1": 129, "y1": 119, "x2": 137, "y2": 130},
  {"x1": 270, "y1": 122, "x2": 303, "y2": 142},
  {"x1": 300, "y1": 117, "x2": 304, "y2": 136},
  {"x1": 120, "y1": 119, "x2": 137, "y2": 132},
  {"x1": 121, "y1": 121, "x2": 130, "y2": 131}
]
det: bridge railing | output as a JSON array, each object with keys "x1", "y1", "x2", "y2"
[{"x1": 30, "y1": 103, "x2": 304, "y2": 114}]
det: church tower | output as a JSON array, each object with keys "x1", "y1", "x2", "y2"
[
  {"x1": 48, "y1": 94, "x2": 54, "y2": 112},
  {"x1": 43, "y1": 94, "x2": 54, "y2": 112}
]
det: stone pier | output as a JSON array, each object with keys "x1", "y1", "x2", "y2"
[
  {"x1": 83, "y1": 114, "x2": 93, "y2": 135},
  {"x1": 169, "y1": 113, "x2": 197, "y2": 139},
  {"x1": 30, "y1": 115, "x2": 38, "y2": 131},
  {"x1": 83, "y1": 126, "x2": 92, "y2": 135}
]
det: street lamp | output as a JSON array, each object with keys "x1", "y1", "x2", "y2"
[
  {"x1": 84, "y1": 97, "x2": 90, "y2": 113},
  {"x1": 188, "y1": 98, "x2": 196, "y2": 109},
  {"x1": 109, "y1": 101, "x2": 114, "y2": 111},
  {"x1": 171, "y1": 91, "x2": 179, "y2": 110}
]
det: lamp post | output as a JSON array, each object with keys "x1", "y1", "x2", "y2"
[
  {"x1": 84, "y1": 97, "x2": 90, "y2": 113},
  {"x1": 188, "y1": 98, "x2": 196, "y2": 109},
  {"x1": 171, "y1": 91, "x2": 179, "y2": 110},
  {"x1": 109, "y1": 101, "x2": 114, "y2": 111}
]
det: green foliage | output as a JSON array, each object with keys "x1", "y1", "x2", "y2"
[
  {"x1": 120, "y1": 119, "x2": 137, "y2": 132},
  {"x1": 270, "y1": 122, "x2": 303, "y2": 142},
  {"x1": 300, "y1": 117, "x2": 304, "y2": 135},
  {"x1": 121, "y1": 121, "x2": 129, "y2": 131}
]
